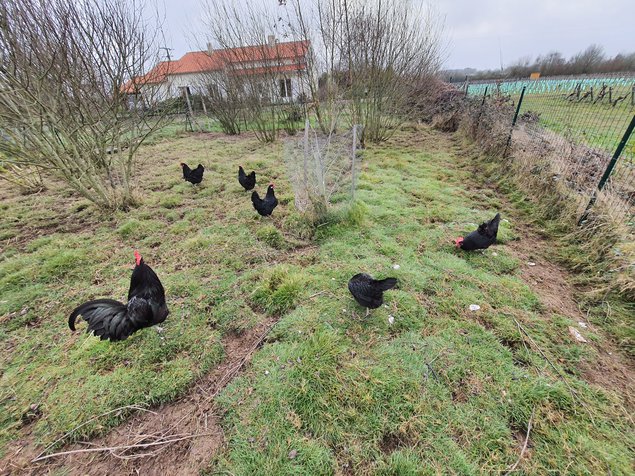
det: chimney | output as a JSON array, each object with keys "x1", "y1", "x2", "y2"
[{"x1": 267, "y1": 35, "x2": 276, "y2": 48}]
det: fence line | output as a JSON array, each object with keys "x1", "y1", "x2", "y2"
[{"x1": 464, "y1": 73, "x2": 635, "y2": 229}]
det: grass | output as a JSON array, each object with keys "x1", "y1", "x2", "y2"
[
  {"x1": 519, "y1": 92, "x2": 635, "y2": 158},
  {"x1": 0, "y1": 130, "x2": 294, "y2": 455},
  {"x1": 207, "y1": 130, "x2": 632, "y2": 474},
  {"x1": 0, "y1": 126, "x2": 632, "y2": 474}
]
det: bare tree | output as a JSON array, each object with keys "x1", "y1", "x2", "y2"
[
  {"x1": 467, "y1": 45, "x2": 633, "y2": 80},
  {"x1": 281, "y1": 0, "x2": 444, "y2": 143},
  {"x1": 569, "y1": 44, "x2": 605, "y2": 74},
  {"x1": 197, "y1": 64, "x2": 246, "y2": 135},
  {"x1": 204, "y1": 0, "x2": 310, "y2": 143},
  {"x1": 342, "y1": 0, "x2": 444, "y2": 144},
  {"x1": 0, "y1": 0, "x2": 170, "y2": 209}
]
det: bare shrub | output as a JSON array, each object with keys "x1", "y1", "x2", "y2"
[
  {"x1": 199, "y1": 72, "x2": 245, "y2": 135},
  {"x1": 459, "y1": 97, "x2": 514, "y2": 156},
  {"x1": 204, "y1": 1, "x2": 311, "y2": 143},
  {"x1": 0, "y1": 0, "x2": 170, "y2": 209},
  {"x1": 0, "y1": 161, "x2": 44, "y2": 194},
  {"x1": 341, "y1": 1, "x2": 444, "y2": 144}
]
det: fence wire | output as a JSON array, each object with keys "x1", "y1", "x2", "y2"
[
  {"x1": 464, "y1": 73, "x2": 635, "y2": 228},
  {"x1": 282, "y1": 121, "x2": 361, "y2": 213}
]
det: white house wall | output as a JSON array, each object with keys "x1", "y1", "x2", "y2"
[{"x1": 144, "y1": 71, "x2": 308, "y2": 103}]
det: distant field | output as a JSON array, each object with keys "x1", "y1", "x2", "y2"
[{"x1": 466, "y1": 75, "x2": 635, "y2": 159}]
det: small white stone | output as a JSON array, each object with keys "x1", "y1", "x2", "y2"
[
  {"x1": 491, "y1": 252, "x2": 498, "y2": 256},
  {"x1": 568, "y1": 326, "x2": 587, "y2": 343},
  {"x1": 469, "y1": 304, "x2": 481, "y2": 312},
  {"x1": 527, "y1": 262, "x2": 536, "y2": 266},
  {"x1": 264, "y1": 370, "x2": 270, "y2": 375},
  {"x1": 578, "y1": 321, "x2": 588, "y2": 328},
  {"x1": 392, "y1": 264, "x2": 400, "y2": 270},
  {"x1": 388, "y1": 315, "x2": 395, "y2": 325},
  {"x1": 331, "y1": 278, "x2": 336, "y2": 280}
]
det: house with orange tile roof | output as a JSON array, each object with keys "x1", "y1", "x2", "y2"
[{"x1": 124, "y1": 36, "x2": 310, "y2": 105}]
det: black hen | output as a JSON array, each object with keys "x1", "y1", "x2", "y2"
[
  {"x1": 455, "y1": 213, "x2": 501, "y2": 251},
  {"x1": 180, "y1": 162, "x2": 204, "y2": 185},
  {"x1": 238, "y1": 166, "x2": 256, "y2": 191},
  {"x1": 68, "y1": 251, "x2": 169, "y2": 341},
  {"x1": 251, "y1": 183, "x2": 278, "y2": 216},
  {"x1": 348, "y1": 273, "x2": 398, "y2": 316}
]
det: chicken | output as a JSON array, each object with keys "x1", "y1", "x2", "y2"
[
  {"x1": 348, "y1": 273, "x2": 398, "y2": 317},
  {"x1": 180, "y1": 163, "x2": 204, "y2": 185},
  {"x1": 238, "y1": 165, "x2": 256, "y2": 191},
  {"x1": 454, "y1": 213, "x2": 501, "y2": 251},
  {"x1": 251, "y1": 183, "x2": 278, "y2": 217},
  {"x1": 68, "y1": 251, "x2": 169, "y2": 341}
]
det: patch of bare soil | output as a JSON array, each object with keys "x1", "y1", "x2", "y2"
[
  {"x1": 3, "y1": 316, "x2": 277, "y2": 476},
  {"x1": 508, "y1": 226, "x2": 635, "y2": 411}
]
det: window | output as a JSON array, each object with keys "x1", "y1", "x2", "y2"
[{"x1": 279, "y1": 78, "x2": 292, "y2": 98}]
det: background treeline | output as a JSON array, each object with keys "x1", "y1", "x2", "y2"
[{"x1": 443, "y1": 44, "x2": 635, "y2": 81}]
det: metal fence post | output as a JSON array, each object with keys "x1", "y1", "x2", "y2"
[
  {"x1": 474, "y1": 86, "x2": 489, "y2": 131},
  {"x1": 303, "y1": 118, "x2": 309, "y2": 188},
  {"x1": 503, "y1": 86, "x2": 526, "y2": 157},
  {"x1": 465, "y1": 84, "x2": 469, "y2": 97},
  {"x1": 351, "y1": 124, "x2": 358, "y2": 200},
  {"x1": 632, "y1": 84, "x2": 635, "y2": 106},
  {"x1": 578, "y1": 113, "x2": 635, "y2": 225}
]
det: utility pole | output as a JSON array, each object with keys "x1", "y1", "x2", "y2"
[{"x1": 160, "y1": 47, "x2": 173, "y2": 62}]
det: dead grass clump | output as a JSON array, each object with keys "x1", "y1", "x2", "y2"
[{"x1": 459, "y1": 97, "x2": 514, "y2": 157}]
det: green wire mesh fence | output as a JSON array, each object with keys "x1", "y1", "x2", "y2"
[{"x1": 463, "y1": 72, "x2": 635, "y2": 229}]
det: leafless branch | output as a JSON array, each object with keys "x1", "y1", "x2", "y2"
[{"x1": 0, "y1": 0, "x2": 171, "y2": 209}]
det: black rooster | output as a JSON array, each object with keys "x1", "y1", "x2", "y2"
[
  {"x1": 251, "y1": 183, "x2": 278, "y2": 217},
  {"x1": 180, "y1": 163, "x2": 204, "y2": 185},
  {"x1": 68, "y1": 251, "x2": 169, "y2": 341},
  {"x1": 454, "y1": 213, "x2": 501, "y2": 251},
  {"x1": 238, "y1": 166, "x2": 256, "y2": 191},
  {"x1": 348, "y1": 273, "x2": 398, "y2": 317}
]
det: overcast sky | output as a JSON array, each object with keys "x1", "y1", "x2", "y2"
[{"x1": 157, "y1": 0, "x2": 635, "y2": 70}]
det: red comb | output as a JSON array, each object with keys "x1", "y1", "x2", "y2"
[
  {"x1": 134, "y1": 250, "x2": 142, "y2": 266},
  {"x1": 453, "y1": 237, "x2": 463, "y2": 248}
]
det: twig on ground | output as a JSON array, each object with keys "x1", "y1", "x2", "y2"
[
  {"x1": 32, "y1": 432, "x2": 216, "y2": 462},
  {"x1": 34, "y1": 404, "x2": 155, "y2": 461},
  {"x1": 423, "y1": 349, "x2": 449, "y2": 382},
  {"x1": 503, "y1": 406, "x2": 536, "y2": 475},
  {"x1": 513, "y1": 318, "x2": 580, "y2": 401},
  {"x1": 307, "y1": 290, "x2": 326, "y2": 299},
  {"x1": 204, "y1": 319, "x2": 278, "y2": 403}
]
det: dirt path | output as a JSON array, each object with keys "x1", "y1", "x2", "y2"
[{"x1": 4, "y1": 316, "x2": 277, "y2": 476}]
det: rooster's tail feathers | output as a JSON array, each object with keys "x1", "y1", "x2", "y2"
[{"x1": 69, "y1": 299, "x2": 129, "y2": 340}]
